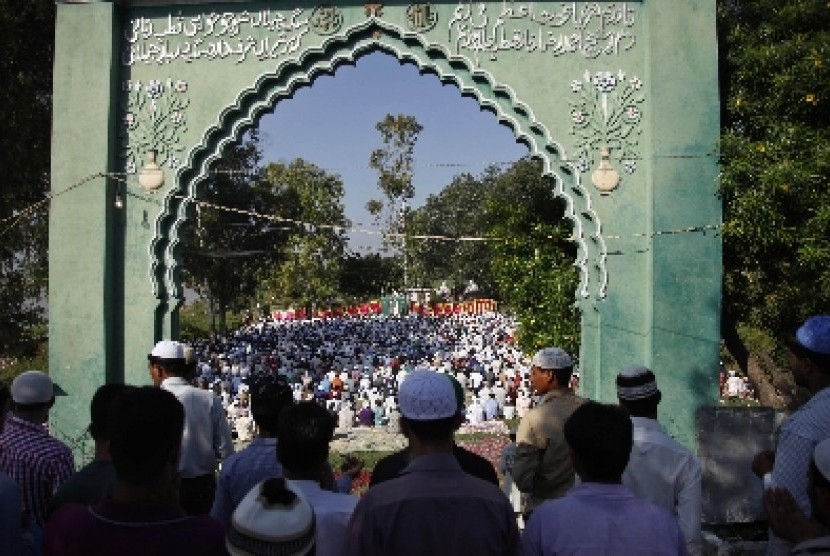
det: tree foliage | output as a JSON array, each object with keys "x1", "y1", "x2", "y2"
[
  {"x1": 180, "y1": 132, "x2": 286, "y2": 334},
  {"x1": 367, "y1": 114, "x2": 423, "y2": 267},
  {"x1": 0, "y1": 0, "x2": 55, "y2": 355},
  {"x1": 485, "y1": 159, "x2": 579, "y2": 355},
  {"x1": 262, "y1": 159, "x2": 348, "y2": 313},
  {"x1": 718, "y1": 0, "x2": 830, "y2": 405},
  {"x1": 407, "y1": 169, "x2": 500, "y2": 294}
]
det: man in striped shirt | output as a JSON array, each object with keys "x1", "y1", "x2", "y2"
[
  {"x1": 0, "y1": 370, "x2": 75, "y2": 527},
  {"x1": 753, "y1": 315, "x2": 830, "y2": 555}
]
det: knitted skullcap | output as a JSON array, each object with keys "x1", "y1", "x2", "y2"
[
  {"x1": 399, "y1": 369, "x2": 457, "y2": 420},
  {"x1": 616, "y1": 365, "x2": 660, "y2": 401},
  {"x1": 226, "y1": 478, "x2": 315, "y2": 556},
  {"x1": 531, "y1": 347, "x2": 572, "y2": 370}
]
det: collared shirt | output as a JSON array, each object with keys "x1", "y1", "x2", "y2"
[
  {"x1": 43, "y1": 498, "x2": 226, "y2": 556},
  {"x1": 0, "y1": 415, "x2": 75, "y2": 526},
  {"x1": 0, "y1": 472, "x2": 24, "y2": 556},
  {"x1": 345, "y1": 452, "x2": 518, "y2": 556},
  {"x1": 513, "y1": 388, "x2": 587, "y2": 513},
  {"x1": 521, "y1": 483, "x2": 688, "y2": 556},
  {"x1": 292, "y1": 480, "x2": 357, "y2": 556},
  {"x1": 210, "y1": 437, "x2": 281, "y2": 527},
  {"x1": 769, "y1": 387, "x2": 830, "y2": 555},
  {"x1": 623, "y1": 417, "x2": 702, "y2": 556},
  {"x1": 161, "y1": 377, "x2": 234, "y2": 478}
]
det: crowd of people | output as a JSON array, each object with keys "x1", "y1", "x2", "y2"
[{"x1": 1, "y1": 312, "x2": 829, "y2": 555}]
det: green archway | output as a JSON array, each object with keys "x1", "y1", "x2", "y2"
[{"x1": 50, "y1": 0, "x2": 720, "y2": 456}]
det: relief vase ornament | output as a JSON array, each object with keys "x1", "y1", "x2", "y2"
[
  {"x1": 138, "y1": 149, "x2": 165, "y2": 190},
  {"x1": 591, "y1": 146, "x2": 619, "y2": 195}
]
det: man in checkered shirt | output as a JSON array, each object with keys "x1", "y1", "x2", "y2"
[
  {"x1": 753, "y1": 315, "x2": 830, "y2": 555},
  {"x1": 0, "y1": 370, "x2": 75, "y2": 527}
]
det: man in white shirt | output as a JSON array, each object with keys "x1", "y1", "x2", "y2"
[
  {"x1": 616, "y1": 365, "x2": 702, "y2": 555},
  {"x1": 278, "y1": 401, "x2": 358, "y2": 556},
  {"x1": 148, "y1": 340, "x2": 234, "y2": 515}
]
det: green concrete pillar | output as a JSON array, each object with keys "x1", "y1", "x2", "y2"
[{"x1": 49, "y1": 2, "x2": 120, "y2": 463}]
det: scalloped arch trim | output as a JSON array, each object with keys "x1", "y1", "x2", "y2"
[{"x1": 150, "y1": 18, "x2": 609, "y2": 305}]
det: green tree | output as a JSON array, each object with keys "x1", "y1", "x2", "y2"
[
  {"x1": 718, "y1": 0, "x2": 830, "y2": 406},
  {"x1": 407, "y1": 168, "x2": 500, "y2": 295},
  {"x1": 485, "y1": 159, "x2": 579, "y2": 355},
  {"x1": 339, "y1": 253, "x2": 403, "y2": 301},
  {"x1": 180, "y1": 133, "x2": 285, "y2": 334},
  {"x1": 262, "y1": 159, "x2": 347, "y2": 315},
  {"x1": 367, "y1": 114, "x2": 423, "y2": 287},
  {"x1": 0, "y1": 0, "x2": 55, "y2": 356}
]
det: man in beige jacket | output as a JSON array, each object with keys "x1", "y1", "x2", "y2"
[{"x1": 513, "y1": 347, "x2": 587, "y2": 520}]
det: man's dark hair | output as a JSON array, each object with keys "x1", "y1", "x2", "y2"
[
  {"x1": 277, "y1": 401, "x2": 335, "y2": 474},
  {"x1": 148, "y1": 356, "x2": 187, "y2": 377},
  {"x1": 553, "y1": 366, "x2": 574, "y2": 388},
  {"x1": 564, "y1": 402, "x2": 632, "y2": 483},
  {"x1": 786, "y1": 335, "x2": 830, "y2": 375},
  {"x1": 251, "y1": 375, "x2": 294, "y2": 432},
  {"x1": 110, "y1": 387, "x2": 184, "y2": 485},
  {"x1": 619, "y1": 393, "x2": 660, "y2": 418},
  {"x1": 89, "y1": 383, "x2": 134, "y2": 442},
  {"x1": 401, "y1": 416, "x2": 456, "y2": 444}
]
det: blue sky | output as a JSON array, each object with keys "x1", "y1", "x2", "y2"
[{"x1": 257, "y1": 51, "x2": 529, "y2": 253}]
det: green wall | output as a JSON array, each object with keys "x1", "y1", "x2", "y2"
[{"x1": 51, "y1": 0, "x2": 721, "y2": 454}]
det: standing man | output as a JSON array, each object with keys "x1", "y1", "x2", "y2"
[
  {"x1": 148, "y1": 340, "x2": 234, "y2": 515},
  {"x1": 43, "y1": 387, "x2": 227, "y2": 556},
  {"x1": 0, "y1": 370, "x2": 75, "y2": 527},
  {"x1": 345, "y1": 369, "x2": 518, "y2": 556},
  {"x1": 277, "y1": 401, "x2": 358, "y2": 556},
  {"x1": 48, "y1": 384, "x2": 134, "y2": 517},
  {"x1": 616, "y1": 365, "x2": 702, "y2": 555},
  {"x1": 753, "y1": 315, "x2": 830, "y2": 555},
  {"x1": 211, "y1": 374, "x2": 293, "y2": 527},
  {"x1": 521, "y1": 402, "x2": 687, "y2": 555},
  {"x1": 512, "y1": 347, "x2": 587, "y2": 520}
]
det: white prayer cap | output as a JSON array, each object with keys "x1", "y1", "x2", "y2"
[
  {"x1": 399, "y1": 369, "x2": 457, "y2": 421},
  {"x1": 531, "y1": 347, "x2": 572, "y2": 370}
]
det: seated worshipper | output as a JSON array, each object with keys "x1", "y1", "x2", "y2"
[
  {"x1": 0, "y1": 370, "x2": 75, "y2": 528},
  {"x1": 43, "y1": 387, "x2": 226, "y2": 556},
  {"x1": 48, "y1": 384, "x2": 135, "y2": 518},
  {"x1": 765, "y1": 438, "x2": 830, "y2": 553},
  {"x1": 276, "y1": 401, "x2": 358, "y2": 556},
  {"x1": 0, "y1": 382, "x2": 26, "y2": 556},
  {"x1": 345, "y1": 370, "x2": 518, "y2": 556},
  {"x1": 370, "y1": 372, "x2": 498, "y2": 486},
  {"x1": 357, "y1": 401, "x2": 374, "y2": 427},
  {"x1": 617, "y1": 365, "x2": 702, "y2": 556},
  {"x1": 521, "y1": 402, "x2": 687, "y2": 556},
  {"x1": 211, "y1": 374, "x2": 294, "y2": 528},
  {"x1": 148, "y1": 340, "x2": 234, "y2": 515},
  {"x1": 226, "y1": 478, "x2": 315, "y2": 556}
]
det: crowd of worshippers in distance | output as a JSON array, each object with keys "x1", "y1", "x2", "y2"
[{"x1": 2, "y1": 312, "x2": 830, "y2": 555}]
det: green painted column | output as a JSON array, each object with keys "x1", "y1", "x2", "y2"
[
  {"x1": 49, "y1": 2, "x2": 120, "y2": 462},
  {"x1": 643, "y1": 0, "x2": 721, "y2": 448}
]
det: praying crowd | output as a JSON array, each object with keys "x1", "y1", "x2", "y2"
[{"x1": 1, "y1": 312, "x2": 830, "y2": 555}]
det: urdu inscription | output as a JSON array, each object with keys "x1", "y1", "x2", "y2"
[
  {"x1": 448, "y1": 2, "x2": 637, "y2": 62},
  {"x1": 123, "y1": 10, "x2": 311, "y2": 66}
]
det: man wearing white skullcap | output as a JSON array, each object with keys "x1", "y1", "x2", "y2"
[
  {"x1": 344, "y1": 369, "x2": 518, "y2": 556},
  {"x1": 752, "y1": 316, "x2": 830, "y2": 555},
  {"x1": 513, "y1": 347, "x2": 587, "y2": 520},
  {"x1": 616, "y1": 365, "x2": 702, "y2": 555}
]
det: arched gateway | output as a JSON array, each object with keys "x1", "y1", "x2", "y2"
[{"x1": 51, "y1": 0, "x2": 720, "y2": 455}]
